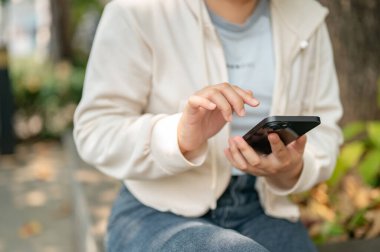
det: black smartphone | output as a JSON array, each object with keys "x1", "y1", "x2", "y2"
[{"x1": 242, "y1": 116, "x2": 321, "y2": 154}]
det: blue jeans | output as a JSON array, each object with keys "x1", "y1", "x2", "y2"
[{"x1": 106, "y1": 175, "x2": 317, "y2": 252}]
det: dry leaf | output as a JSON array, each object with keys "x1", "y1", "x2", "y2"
[
  {"x1": 311, "y1": 183, "x2": 329, "y2": 205},
  {"x1": 308, "y1": 222, "x2": 323, "y2": 237},
  {"x1": 18, "y1": 220, "x2": 42, "y2": 239},
  {"x1": 354, "y1": 225, "x2": 369, "y2": 239},
  {"x1": 369, "y1": 189, "x2": 380, "y2": 203},
  {"x1": 33, "y1": 164, "x2": 55, "y2": 181},
  {"x1": 25, "y1": 190, "x2": 47, "y2": 207},
  {"x1": 99, "y1": 189, "x2": 117, "y2": 203},
  {"x1": 365, "y1": 210, "x2": 380, "y2": 239},
  {"x1": 91, "y1": 206, "x2": 110, "y2": 219},
  {"x1": 91, "y1": 219, "x2": 108, "y2": 237},
  {"x1": 310, "y1": 200, "x2": 335, "y2": 222},
  {"x1": 334, "y1": 192, "x2": 355, "y2": 222},
  {"x1": 53, "y1": 202, "x2": 72, "y2": 219},
  {"x1": 343, "y1": 174, "x2": 361, "y2": 200},
  {"x1": 354, "y1": 188, "x2": 371, "y2": 209},
  {"x1": 75, "y1": 169, "x2": 102, "y2": 184}
]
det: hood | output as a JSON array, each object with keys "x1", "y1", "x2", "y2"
[
  {"x1": 271, "y1": 0, "x2": 328, "y2": 41},
  {"x1": 184, "y1": 0, "x2": 328, "y2": 41}
]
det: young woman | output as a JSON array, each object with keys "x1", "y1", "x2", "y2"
[{"x1": 74, "y1": 0, "x2": 342, "y2": 251}]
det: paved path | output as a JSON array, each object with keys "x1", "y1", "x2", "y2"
[
  {"x1": 0, "y1": 137, "x2": 120, "y2": 252},
  {"x1": 63, "y1": 133, "x2": 120, "y2": 252},
  {"x1": 0, "y1": 142, "x2": 75, "y2": 252}
]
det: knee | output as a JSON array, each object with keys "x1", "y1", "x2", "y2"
[
  {"x1": 209, "y1": 233, "x2": 269, "y2": 252},
  {"x1": 160, "y1": 226, "x2": 269, "y2": 252}
]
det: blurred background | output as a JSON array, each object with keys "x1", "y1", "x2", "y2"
[{"x1": 0, "y1": 0, "x2": 379, "y2": 251}]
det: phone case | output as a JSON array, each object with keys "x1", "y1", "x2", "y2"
[{"x1": 242, "y1": 116, "x2": 321, "y2": 154}]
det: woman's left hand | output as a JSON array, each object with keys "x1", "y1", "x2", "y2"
[{"x1": 224, "y1": 133, "x2": 307, "y2": 189}]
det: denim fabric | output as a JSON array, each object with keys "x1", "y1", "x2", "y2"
[{"x1": 106, "y1": 175, "x2": 317, "y2": 252}]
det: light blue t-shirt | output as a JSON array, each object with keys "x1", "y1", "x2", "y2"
[{"x1": 207, "y1": 0, "x2": 275, "y2": 175}]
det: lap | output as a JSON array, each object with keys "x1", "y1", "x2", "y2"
[
  {"x1": 106, "y1": 186, "x2": 268, "y2": 252},
  {"x1": 203, "y1": 175, "x2": 317, "y2": 252}
]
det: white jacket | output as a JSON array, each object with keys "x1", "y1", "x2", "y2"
[{"x1": 74, "y1": 0, "x2": 343, "y2": 221}]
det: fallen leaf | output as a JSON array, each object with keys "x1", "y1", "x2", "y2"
[
  {"x1": 334, "y1": 192, "x2": 355, "y2": 222},
  {"x1": 311, "y1": 183, "x2": 329, "y2": 205},
  {"x1": 75, "y1": 170, "x2": 102, "y2": 184},
  {"x1": 310, "y1": 200, "x2": 336, "y2": 222},
  {"x1": 33, "y1": 164, "x2": 55, "y2": 181},
  {"x1": 18, "y1": 220, "x2": 42, "y2": 239},
  {"x1": 354, "y1": 188, "x2": 371, "y2": 209},
  {"x1": 25, "y1": 190, "x2": 47, "y2": 207},
  {"x1": 365, "y1": 210, "x2": 380, "y2": 239}
]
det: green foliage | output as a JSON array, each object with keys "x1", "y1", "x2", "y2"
[
  {"x1": 317, "y1": 89, "x2": 380, "y2": 243},
  {"x1": 329, "y1": 82, "x2": 380, "y2": 188},
  {"x1": 377, "y1": 79, "x2": 380, "y2": 108},
  {"x1": 71, "y1": 0, "x2": 103, "y2": 24},
  {"x1": 11, "y1": 58, "x2": 85, "y2": 139},
  {"x1": 342, "y1": 121, "x2": 365, "y2": 141},
  {"x1": 314, "y1": 221, "x2": 345, "y2": 244},
  {"x1": 367, "y1": 122, "x2": 380, "y2": 148},
  {"x1": 328, "y1": 141, "x2": 365, "y2": 187},
  {"x1": 9, "y1": 1, "x2": 106, "y2": 140},
  {"x1": 358, "y1": 150, "x2": 380, "y2": 187},
  {"x1": 329, "y1": 120, "x2": 380, "y2": 188}
]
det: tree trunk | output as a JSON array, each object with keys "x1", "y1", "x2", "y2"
[
  {"x1": 0, "y1": 47, "x2": 15, "y2": 154},
  {"x1": 319, "y1": 0, "x2": 380, "y2": 125},
  {"x1": 50, "y1": 0, "x2": 71, "y2": 61},
  {"x1": 0, "y1": 0, "x2": 15, "y2": 154}
]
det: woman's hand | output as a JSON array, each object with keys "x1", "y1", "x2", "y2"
[
  {"x1": 224, "y1": 133, "x2": 307, "y2": 189},
  {"x1": 178, "y1": 83, "x2": 259, "y2": 155}
]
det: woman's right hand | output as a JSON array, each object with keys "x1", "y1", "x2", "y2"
[{"x1": 177, "y1": 83, "x2": 260, "y2": 156}]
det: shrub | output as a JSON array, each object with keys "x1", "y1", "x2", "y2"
[
  {"x1": 293, "y1": 80, "x2": 380, "y2": 244},
  {"x1": 11, "y1": 59, "x2": 84, "y2": 140}
]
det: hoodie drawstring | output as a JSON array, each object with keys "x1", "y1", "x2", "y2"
[
  {"x1": 308, "y1": 30, "x2": 322, "y2": 115},
  {"x1": 198, "y1": 0, "x2": 218, "y2": 208}
]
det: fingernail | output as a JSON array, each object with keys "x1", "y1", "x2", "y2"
[
  {"x1": 209, "y1": 102, "x2": 216, "y2": 109},
  {"x1": 252, "y1": 99, "x2": 260, "y2": 106}
]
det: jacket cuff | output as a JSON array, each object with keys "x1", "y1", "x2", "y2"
[
  {"x1": 151, "y1": 113, "x2": 208, "y2": 174},
  {"x1": 264, "y1": 149, "x2": 318, "y2": 196}
]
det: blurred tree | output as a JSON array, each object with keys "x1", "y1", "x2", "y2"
[
  {"x1": 50, "y1": 0, "x2": 71, "y2": 61},
  {"x1": 0, "y1": 0, "x2": 15, "y2": 154},
  {"x1": 50, "y1": 0, "x2": 103, "y2": 64},
  {"x1": 320, "y1": 0, "x2": 380, "y2": 124}
]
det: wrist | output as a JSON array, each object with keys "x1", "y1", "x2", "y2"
[
  {"x1": 178, "y1": 139, "x2": 205, "y2": 156},
  {"x1": 177, "y1": 129, "x2": 203, "y2": 156},
  {"x1": 267, "y1": 161, "x2": 304, "y2": 190}
]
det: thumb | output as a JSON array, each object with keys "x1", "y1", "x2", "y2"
[{"x1": 289, "y1": 135, "x2": 307, "y2": 154}]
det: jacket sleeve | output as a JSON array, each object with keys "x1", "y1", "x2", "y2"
[
  {"x1": 73, "y1": 1, "x2": 207, "y2": 180},
  {"x1": 263, "y1": 23, "x2": 343, "y2": 195}
]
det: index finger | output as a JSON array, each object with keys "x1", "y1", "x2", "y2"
[{"x1": 231, "y1": 85, "x2": 260, "y2": 107}]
